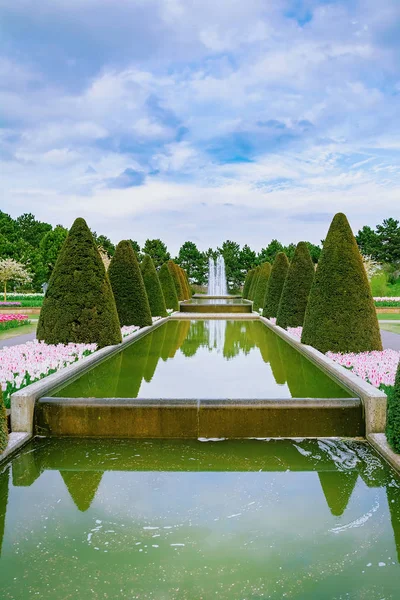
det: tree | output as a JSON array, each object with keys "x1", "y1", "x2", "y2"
[
  {"x1": 263, "y1": 253, "x2": 290, "y2": 318},
  {"x1": 167, "y1": 260, "x2": 184, "y2": 300},
  {"x1": 386, "y1": 363, "x2": 400, "y2": 453},
  {"x1": 37, "y1": 218, "x2": 122, "y2": 348},
  {"x1": 253, "y1": 262, "x2": 271, "y2": 312},
  {"x1": 40, "y1": 225, "x2": 68, "y2": 281},
  {"x1": 15, "y1": 213, "x2": 51, "y2": 247},
  {"x1": 92, "y1": 232, "x2": 115, "y2": 257},
  {"x1": 176, "y1": 241, "x2": 207, "y2": 285},
  {"x1": 218, "y1": 240, "x2": 242, "y2": 290},
  {"x1": 257, "y1": 240, "x2": 284, "y2": 264},
  {"x1": 248, "y1": 266, "x2": 261, "y2": 301},
  {"x1": 108, "y1": 240, "x2": 152, "y2": 327},
  {"x1": 283, "y1": 243, "x2": 296, "y2": 261},
  {"x1": 142, "y1": 239, "x2": 171, "y2": 269},
  {"x1": 376, "y1": 218, "x2": 400, "y2": 264},
  {"x1": 141, "y1": 255, "x2": 168, "y2": 317},
  {"x1": 129, "y1": 240, "x2": 143, "y2": 261},
  {"x1": 159, "y1": 263, "x2": 179, "y2": 310},
  {"x1": 356, "y1": 225, "x2": 379, "y2": 258},
  {"x1": 242, "y1": 269, "x2": 255, "y2": 299},
  {"x1": 0, "y1": 387, "x2": 7, "y2": 453},
  {"x1": 301, "y1": 213, "x2": 382, "y2": 353},
  {"x1": 306, "y1": 242, "x2": 322, "y2": 264},
  {"x1": 0, "y1": 258, "x2": 32, "y2": 300},
  {"x1": 239, "y1": 244, "x2": 257, "y2": 278},
  {"x1": 276, "y1": 242, "x2": 315, "y2": 329}
]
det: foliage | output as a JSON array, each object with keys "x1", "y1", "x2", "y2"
[
  {"x1": 39, "y1": 225, "x2": 69, "y2": 281},
  {"x1": 263, "y1": 253, "x2": 290, "y2": 318},
  {"x1": 253, "y1": 263, "x2": 271, "y2": 312},
  {"x1": 257, "y1": 240, "x2": 284, "y2": 264},
  {"x1": 240, "y1": 245, "x2": 257, "y2": 275},
  {"x1": 37, "y1": 218, "x2": 122, "y2": 348},
  {"x1": 179, "y1": 266, "x2": 192, "y2": 299},
  {"x1": 302, "y1": 213, "x2": 382, "y2": 353},
  {"x1": 0, "y1": 315, "x2": 30, "y2": 331},
  {"x1": 176, "y1": 241, "x2": 207, "y2": 285},
  {"x1": 248, "y1": 266, "x2": 260, "y2": 301},
  {"x1": 108, "y1": 241, "x2": 152, "y2": 327},
  {"x1": 129, "y1": 240, "x2": 143, "y2": 261},
  {"x1": 142, "y1": 239, "x2": 171, "y2": 269},
  {"x1": 91, "y1": 232, "x2": 115, "y2": 257},
  {"x1": 242, "y1": 269, "x2": 255, "y2": 299},
  {"x1": 0, "y1": 258, "x2": 32, "y2": 301},
  {"x1": 158, "y1": 263, "x2": 179, "y2": 310},
  {"x1": 370, "y1": 273, "x2": 389, "y2": 297},
  {"x1": 218, "y1": 240, "x2": 242, "y2": 291},
  {"x1": 167, "y1": 260, "x2": 184, "y2": 300},
  {"x1": 386, "y1": 367, "x2": 400, "y2": 453},
  {"x1": 0, "y1": 386, "x2": 8, "y2": 453},
  {"x1": 356, "y1": 218, "x2": 400, "y2": 265},
  {"x1": 141, "y1": 254, "x2": 167, "y2": 317},
  {"x1": 276, "y1": 242, "x2": 315, "y2": 329}
]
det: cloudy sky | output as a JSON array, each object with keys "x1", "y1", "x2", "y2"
[{"x1": 1, "y1": 0, "x2": 399, "y2": 253}]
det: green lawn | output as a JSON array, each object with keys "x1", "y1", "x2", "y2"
[{"x1": 377, "y1": 313, "x2": 400, "y2": 320}]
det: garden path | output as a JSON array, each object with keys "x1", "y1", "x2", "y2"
[{"x1": 380, "y1": 328, "x2": 400, "y2": 352}]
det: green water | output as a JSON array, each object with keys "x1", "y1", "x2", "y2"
[
  {"x1": 54, "y1": 320, "x2": 352, "y2": 399},
  {"x1": 0, "y1": 438, "x2": 399, "y2": 599}
]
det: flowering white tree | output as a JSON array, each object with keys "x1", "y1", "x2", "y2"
[
  {"x1": 0, "y1": 259, "x2": 32, "y2": 301},
  {"x1": 362, "y1": 255, "x2": 382, "y2": 280},
  {"x1": 97, "y1": 246, "x2": 111, "y2": 271}
]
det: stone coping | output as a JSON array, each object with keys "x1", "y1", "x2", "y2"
[
  {"x1": 10, "y1": 316, "x2": 170, "y2": 434},
  {"x1": 367, "y1": 433, "x2": 400, "y2": 475},
  {"x1": 170, "y1": 313, "x2": 258, "y2": 319},
  {"x1": 192, "y1": 294, "x2": 242, "y2": 299},
  {"x1": 0, "y1": 432, "x2": 32, "y2": 466}
]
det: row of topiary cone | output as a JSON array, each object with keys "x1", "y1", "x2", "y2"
[{"x1": 36, "y1": 218, "x2": 191, "y2": 350}]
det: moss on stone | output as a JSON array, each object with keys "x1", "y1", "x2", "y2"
[
  {"x1": 263, "y1": 253, "x2": 289, "y2": 318},
  {"x1": 141, "y1": 254, "x2": 167, "y2": 317},
  {"x1": 159, "y1": 263, "x2": 179, "y2": 310},
  {"x1": 253, "y1": 263, "x2": 271, "y2": 312}
]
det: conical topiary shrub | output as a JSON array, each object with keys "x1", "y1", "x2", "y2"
[
  {"x1": 248, "y1": 266, "x2": 260, "y2": 301},
  {"x1": 276, "y1": 242, "x2": 315, "y2": 329},
  {"x1": 141, "y1": 255, "x2": 168, "y2": 317},
  {"x1": 108, "y1": 240, "x2": 152, "y2": 327},
  {"x1": 0, "y1": 387, "x2": 8, "y2": 453},
  {"x1": 182, "y1": 268, "x2": 192, "y2": 299},
  {"x1": 263, "y1": 253, "x2": 290, "y2": 318},
  {"x1": 159, "y1": 263, "x2": 179, "y2": 311},
  {"x1": 301, "y1": 213, "x2": 382, "y2": 353},
  {"x1": 386, "y1": 363, "x2": 400, "y2": 453},
  {"x1": 37, "y1": 218, "x2": 122, "y2": 348},
  {"x1": 177, "y1": 266, "x2": 188, "y2": 300},
  {"x1": 242, "y1": 269, "x2": 255, "y2": 299},
  {"x1": 253, "y1": 263, "x2": 271, "y2": 312},
  {"x1": 168, "y1": 260, "x2": 184, "y2": 301}
]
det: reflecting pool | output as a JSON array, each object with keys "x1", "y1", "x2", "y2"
[
  {"x1": 53, "y1": 320, "x2": 352, "y2": 399},
  {"x1": 0, "y1": 438, "x2": 399, "y2": 599}
]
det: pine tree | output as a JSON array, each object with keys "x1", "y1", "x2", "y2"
[
  {"x1": 159, "y1": 263, "x2": 179, "y2": 310},
  {"x1": 253, "y1": 263, "x2": 271, "y2": 312},
  {"x1": 0, "y1": 387, "x2": 8, "y2": 453},
  {"x1": 167, "y1": 260, "x2": 184, "y2": 301},
  {"x1": 108, "y1": 240, "x2": 152, "y2": 327},
  {"x1": 141, "y1": 254, "x2": 167, "y2": 317},
  {"x1": 37, "y1": 218, "x2": 122, "y2": 348},
  {"x1": 276, "y1": 242, "x2": 315, "y2": 328},
  {"x1": 263, "y1": 253, "x2": 289, "y2": 318},
  {"x1": 301, "y1": 213, "x2": 382, "y2": 353},
  {"x1": 242, "y1": 269, "x2": 255, "y2": 299}
]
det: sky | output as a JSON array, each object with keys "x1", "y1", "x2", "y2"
[{"x1": 1, "y1": 0, "x2": 399, "y2": 253}]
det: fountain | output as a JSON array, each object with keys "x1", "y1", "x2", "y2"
[{"x1": 208, "y1": 256, "x2": 228, "y2": 296}]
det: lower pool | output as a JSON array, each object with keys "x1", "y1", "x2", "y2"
[{"x1": 0, "y1": 438, "x2": 399, "y2": 599}]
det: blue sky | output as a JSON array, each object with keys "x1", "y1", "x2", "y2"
[{"x1": 1, "y1": 0, "x2": 399, "y2": 252}]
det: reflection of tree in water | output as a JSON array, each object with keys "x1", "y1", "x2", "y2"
[
  {"x1": 143, "y1": 325, "x2": 167, "y2": 383},
  {"x1": 249, "y1": 321, "x2": 269, "y2": 363},
  {"x1": 387, "y1": 485, "x2": 400, "y2": 562},
  {"x1": 119, "y1": 332, "x2": 152, "y2": 397},
  {"x1": 318, "y1": 471, "x2": 358, "y2": 516},
  {"x1": 0, "y1": 466, "x2": 9, "y2": 556},
  {"x1": 60, "y1": 471, "x2": 103, "y2": 512},
  {"x1": 180, "y1": 320, "x2": 208, "y2": 358},
  {"x1": 266, "y1": 329, "x2": 287, "y2": 385},
  {"x1": 160, "y1": 321, "x2": 180, "y2": 361}
]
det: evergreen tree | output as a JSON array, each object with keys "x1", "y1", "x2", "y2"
[
  {"x1": 248, "y1": 266, "x2": 261, "y2": 301},
  {"x1": 108, "y1": 240, "x2": 152, "y2": 327},
  {"x1": 253, "y1": 262, "x2": 271, "y2": 312},
  {"x1": 40, "y1": 225, "x2": 68, "y2": 281},
  {"x1": 141, "y1": 254, "x2": 167, "y2": 317},
  {"x1": 142, "y1": 239, "x2": 171, "y2": 269},
  {"x1": 257, "y1": 240, "x2": 284, "y2": 264},
  {"x1": 218, "y1": 240, "x2": 242, "y2": 290},
  {"x1": 0, "y1": 387, "x2": 8, "y2": 453},
  {"x1": 176, "y1": 242, "x2": 207, "y2": 285},
  {"x1": 277, "y1": 242, "x2": 315, "y2": 328},
  {"x1": 301, "y1": 213, "x2": 382, "y2": 353},
  {"x1": 386, "y1": 363, "x2": 400, "y2": 453},
  {"x1": 242, "y1": 269, "x2": 255, "y2": 299},
  {"x1": 37, "y1": 218, "x2": 122, "y2": 348},
  {"x1": 159, "y1": 263, "x2": 179, "y2": 310},
  {"x1": 263, "y1": 252, "x2": 290, "y2": 318},
  {"x1": 168, "y1": 260, "x2": 184, "y2": 300}
]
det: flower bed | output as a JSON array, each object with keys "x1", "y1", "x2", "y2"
[
  {"x1": 0, "y1": 314, "x2": 30, "y2": 331},
  {"x1": 374, "y1": 297, "x2": 400, "y2": 308}
]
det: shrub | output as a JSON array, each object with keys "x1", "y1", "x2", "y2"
[
  {"x1": 386, "y1": 365, "x2": 400, "y2": 453},
  {"x1": 168, "y1": 260, "x2": 184, "y2": 301},
  {"x1": 263, "y1": 253, "x2": 290, "y2": 318},
  {"x1": 0, "y1": 387, "x2": 8, "y2": 453},
  {"x1": 248, "y1": 266, "x2": 261, "y2": 301},
  {"x1": 277, "y1": 242, "x2": 315, "y2": 329},
  {"x1": 370, "y1": 273, "x2": 389, "y2": 297},
  {"x1": 181, "y1": 268, "x2": 192, "y2": 299},
  {"x1": 242, "y1": 269, "x2": 255, "y2": 299},
  {"x1": 253, "y1": 263, "x2": 271, "y2": 312},
  {"x1": 159, "y1": 263, "x2": 179, "y2": 310},
  {"x1": 301, "y1": 213, "x2": 382, "y2": 353},
  {"x1": 141, "y1": 255, "x2": 168, "y2": 317},
  {"x1": 108, "y1": 240, "x2": 152, "y2": 327},
  {"x1": 177, "y1": 266, "x2": 190, "y2": 300},
  {"x1": 37, "y1": 218, "x2": 122, "y2": 348}
]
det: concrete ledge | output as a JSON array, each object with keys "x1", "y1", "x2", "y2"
[
  {"x1": 170, "y1": 313, "x2": 258, "y2": 320},
  {"x1": 192, "y1": 295, "x2": 242, "y2": 299},
  {"x1": 180, "y1": 303, "x2": 252, "y2": 313},
  {"x1": 259, "y1": 316, "x2": 387, "y2": 435},
  {"x1": 11, "y1": 316, "x2": 170, "y2": 434},
  {"x1": 0, "y1": 432, "x2": 32, "y2": 466},
  {"x1": 367, "y1": 433, "x2": 400, "y2": 475}
]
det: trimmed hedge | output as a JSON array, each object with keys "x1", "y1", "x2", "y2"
[
  {"x1": 177, "y1": 266, "x2": 190, "y2": 300},
  {"x1": 141, "y1": 254, "x2": 168, "y2": 317},
  {"x1": 248, "y1": 266, "x2": 261, "y2": 301},
  {"x1": 0, "y1": 387, "x2": 8, "y2": 453},
  {"x1": 277, "y1": 242, "x2": 315, "y2": 329},
  {"x1": 182, "y1": 268, "x2": 192, "y2": 299},
  {"x1": 37, "y1": 218, "x2": 122, "y2": 348},
  {"x1": 386, "y1": 366, "x2": 400, "y2": 453},
  {"x1": 253, "y1": 263, "x2": 271, "y2": 312},
  {"x1": 108, "y1": 240, "x2": 152, "y2": 327},
  {"x1": 301, "y1": 213, "x2": 382, "y2": 353},
  {"x1": 159, "y1": 263, "x2": 179, "y2": 310},
  {"x1": 242, "y1": 269, "x2": 255, "y2": 299},
  {"x1": 168, "y1": 260, "x2": 184, "y2": 301},
  {"x1": 263, "y1": 253, "x2": 289, "y2": 318}
]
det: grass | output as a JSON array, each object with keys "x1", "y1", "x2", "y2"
[
  {"x1": 380, "y1": 323, "x2": 400, "y2": 335},
  {"x1": 0, "y1": 319, "x2": 31, "y2": 332},
  {"x1": 377, "y1": 313, "x2": 400, "y2": 320}
]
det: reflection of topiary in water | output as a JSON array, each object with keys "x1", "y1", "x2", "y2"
[
  {"x1": 159, "y1": 263, "x2": 179, "y2": 311},
  {"x1": 301, "y1": 213, "x2": 382, "y2": 353},
  {"x1": 277, "y1": 242, "x2": 314, "y2": 329},
  {"x1": 60, "y1": 471, "x2": 103, "y2": 512},
  {"x1": 242, "y1": 269, "x2": 255, "y2": 299},
  {"x1": 37, "y1": 217, "x2": 121, "y2": 348},
  {"x1": 386, "y1": 365, "x2": 400, "y2": 454},
  {"x1": 253, "y1": 263, "x2": 271, "y2": 312},
  {"x1": 109, "y1": 240, "x2": 152, "y2": 327},
  {"x1": 0, "y1": 387, "x2": 8, "y2": 453},
  {"x1": 141, "y1": 254, "x2": 167, "y2": 317},
  {"x1": 263, "y1": 253, "x2": 289, "y2": 318}
]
